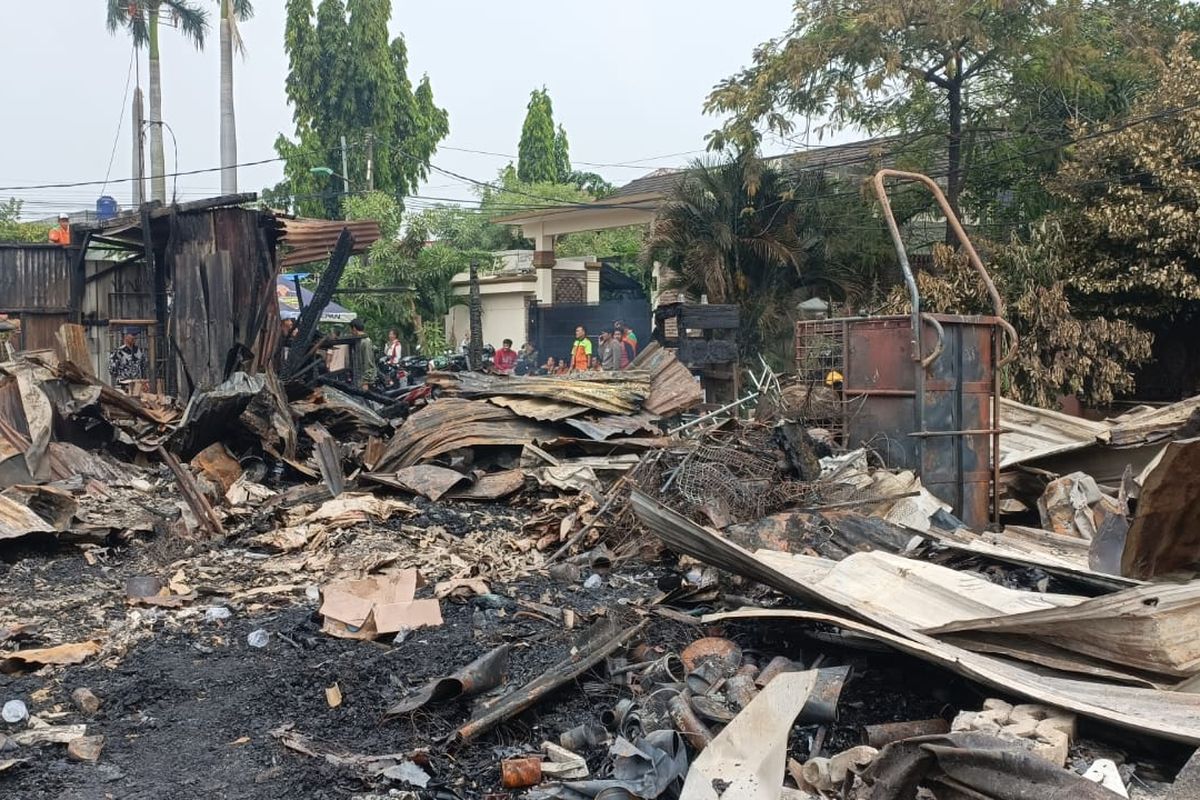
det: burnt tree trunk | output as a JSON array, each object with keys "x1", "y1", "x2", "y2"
[{"x1": 468, "y1": 259, "x2": 484, "y2": 370}]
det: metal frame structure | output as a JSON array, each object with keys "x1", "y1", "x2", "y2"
[{"x1": 796, "y1": 171, "x2": 1018, "y2": 529}]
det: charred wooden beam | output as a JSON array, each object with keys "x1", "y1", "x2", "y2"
[{"x1": 284, "y1": 228, "x2": 355, "y2": 382}]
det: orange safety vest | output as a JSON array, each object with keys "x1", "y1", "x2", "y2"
[
  {"x1": 570, "y1": 337, "x2": 593, "y2": 371},
  {"x1": 49, "y1": 225, "x2": 71, "y2": 246}
]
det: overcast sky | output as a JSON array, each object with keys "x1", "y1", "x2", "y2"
[{"x1": 1, "y1": 2, "x2": 856, "y2": 219}]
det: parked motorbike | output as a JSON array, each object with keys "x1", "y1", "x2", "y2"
[
  {"x1": 373, "y1": 357, "x2": 411, "y2": 397},
  {"x1": 398, "y1": 354, "x2": 430, "y2": 384},
  {"x1": 377, "y1": 380, "x2": 438, "y2": 419}
]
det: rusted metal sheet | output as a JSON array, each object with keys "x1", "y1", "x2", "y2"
[
  {"x1": 486, "y1": 396, "x2": 589, "y2": 421},
  {"x1": 998, "y1": 397, "x2": 1110, "y2": 468},
  {"x1": 44, "y1": 442, "x2": 124, "y2": 483},
  {"x1": 799, "y1": 314, "x2": 999, "y2": 530},
  {"x1": 54, "y1": 324, "x2": 93, "y2": 380},
  {"x1": 927, "y1": 581, "x2": 1200, "y2": 677},
  {"x1": 1107, "y1": 396, "x2": 1200, "y2": 446},
  {"x1": 0, "y1": 374, "x2": 34, "y2": 487},
  {"x1": 1, "y1": 485, "x2": 75, "y2": 531},
  {"x1": 364, "y1": 464, "x2": 467, "y2": 501},
  {"x1": 563, "y1": 411, "x2": 659, "y2": 441},
  {"x1": 632, "y1": 490, "x2": 1200, "y2": 743},
  {"x1": 629, "y1": 341, "x2": 704, "y2": 418},
  {"x1": 1121, "y1": 436, "x2": 1200, "y2": 579},
  {"x1": 0, "y1": 245, "x2": 74, "y2": 313},
  {"x1": 306, "y1": 423, "x2": 345, "y2": 497},
  {"x1": 0, "y1": 493, "x2": 55, "y2": 541},
  {"x1": 376, "y1": 398, "x2": 559, "y2": 470},
  {"x1": 446, "y1": 468, "x2": 526, "y2": 501},
  {"x1": 429, "y1": 371, "x2": 651, "y2": 415},
  {"x1": 276, "y1": 218, "x2": 380, "y2": 269},
  {"x1": 0, "y1": 244, "x2": 75, "y2": 352}
]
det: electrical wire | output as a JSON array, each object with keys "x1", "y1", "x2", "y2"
[
  {"x1": 100, "y1": 43, "x2": 138, "y2": 197},
  {"x1": 10, "y1": 95, "x2": 1200, "y2": 219}
]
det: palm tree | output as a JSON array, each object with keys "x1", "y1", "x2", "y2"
[
  {"x1": 643, "y1": 152, "x2": 808, "y2": 359},
  {"x1": 643, "y1": 151, "x2": 894, "y2": 363},
  {"x1": 107, "y1": 1, "x2": 209, "y2": 204},
  {"x1": 219, "y1": 1, "x2": 254, "y2": 194}
]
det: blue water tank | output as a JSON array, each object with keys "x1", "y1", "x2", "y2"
[{"x1": 96, "y1": 195, "x2": 119, "y2": 221}]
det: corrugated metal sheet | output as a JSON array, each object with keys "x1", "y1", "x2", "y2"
[
  {"x1": 999, "y1": 397, "x2": 1110, "y2": 468},
  {"x1": 276, "y1": 218, "x2": 381, "y2": 269},
  {"x1": 0, "y1": 245, "x2": 73, "y2": 314},
  {"x1": 0, "y1": 244, "x2": 75, "y2": 351}
]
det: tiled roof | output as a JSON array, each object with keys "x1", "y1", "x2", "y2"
[{"x1": 610, "y1": 134, "x2": 914, "y2": 200}]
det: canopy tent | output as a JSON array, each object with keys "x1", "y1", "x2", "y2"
[{"x1": 277, "y1": 275, "x2": 357, "y2": 324}]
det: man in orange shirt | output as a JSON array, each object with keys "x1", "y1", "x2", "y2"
[
  {"x1": 570, "y1": 325, "x2": 593, "y2": 371},
  {"x1": 48, "y1": 214, "x2": 71, "y2": 246}
]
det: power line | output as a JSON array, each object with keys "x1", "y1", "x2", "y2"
[
  {"x1": 438, "y1": 143, "x2": 704, "y2": 170},
  {"x1": 11, "y1": 95, "x2": 1200, "y2": 217},
  {"x1": 0, "y1": 156, "x2": 288, "y2": 192},
  {"x1": 100, "y1": 43, "x2": 138, "y2": 196}
]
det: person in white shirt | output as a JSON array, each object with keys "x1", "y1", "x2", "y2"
[{"x1": 384, "y1": 328, "x2": 403, "y2": 364}]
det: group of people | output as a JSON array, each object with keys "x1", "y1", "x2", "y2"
[
  {"x1": 278, "y1": 316, "x2": 379, "y2": 390},
  {"x1": 486, "y1": 321, "x2": 639, "y2": 376}
]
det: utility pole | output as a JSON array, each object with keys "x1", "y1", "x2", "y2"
[
  {"x1": 132, "y1": 86, "x2": 146, "y2": 207},
  {"x1": 340, "y1": 135, "x2": 351, "y2": 197}
]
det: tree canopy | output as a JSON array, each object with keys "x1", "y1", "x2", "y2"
[
  {"x1": 705, "y1": 0, "x2": 1194, "y2": 238},
  {"x1": 644, "y1": 152, "x2": 895, "y2": 364},
  {"x1": 0, "y1": 200, "x2": 51, "y2": 243},
  {"x1": 1054, "y1": 38, "x2": 1200, "y2": 321},
  {"x1": 274, "y1": 0, "x2": 449, "y2": 217},
  {"x1": 882, "y1": 230, "x2": 1153, "y2": 407},
  {"x1": 517, "y1": 88, "x2": 571, "y2": 184}
]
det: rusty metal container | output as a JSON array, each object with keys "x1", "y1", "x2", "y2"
[
  {"x1": 794, "y1": 170, "x2": 1017, "y2": 531},
  {"x1": 500, "y1": 756, "x2": 543, "y2": 789},
  {"x1": 796, "y1": 313, "x2": 1000, "y2": 529}
]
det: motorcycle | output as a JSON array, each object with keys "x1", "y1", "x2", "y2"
[
  {"x1": 377, "y1": 380, "x2": 438, "y2": 419},
  {"x1": 398, "y1": 354, "x2": 430, "y2": 384},
  {"x1": 373, "y1": 357, "x2": 411, "y2": 397}
]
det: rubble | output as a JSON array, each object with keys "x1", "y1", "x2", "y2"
[{"x1": 5, "y1": 285, "x2": 1200, "y2": 798}]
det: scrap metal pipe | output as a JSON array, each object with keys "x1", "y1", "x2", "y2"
[
  {"x1": 667, "y1": 693, "x2": 714, "y2": 752},
  {"x1": 862, "y1": 718, "x2": 951, "y2": 749},
  {"x1": 756, "y1": 655, "x2": 798, "y2": 687}
]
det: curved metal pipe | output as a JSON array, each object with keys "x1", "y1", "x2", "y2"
[
  {"x1": 996, "y1": 317, "x2": 1019, "y2": 368},
  {"x1": 871, "y1": 169, "x2": 1006, "y2": 319},
  {"x1": 871, "y1": 171, "x2": 923, "y2": 365},
  {"x1": 920, "y1": 313, "x2": 946, "y2": 369}
]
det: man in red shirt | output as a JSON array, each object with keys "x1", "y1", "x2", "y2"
[{"x1": 494, "y1": 338, "x2": 518, "y2": 374}]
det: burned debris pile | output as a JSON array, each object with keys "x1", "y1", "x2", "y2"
[{"x1": 5, "y1": 244, "x2": 1200, "y2": 796}]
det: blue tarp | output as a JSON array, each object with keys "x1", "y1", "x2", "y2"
[{"x1": 276, "y1": 275, "x2": 356, "y2": 324}]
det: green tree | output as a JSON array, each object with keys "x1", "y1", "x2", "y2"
[
  {"x1": 219, "y1": 0, "x2": 254, "y2": 195},
  {"x1": 643, "y1": 152, "x2": 893, "y2": 364},
  {"x1": 881, "y1": 230, "x2": 1153, "y2": 407},
  {"x1": 553, "y1": 124, "x2": 571, "y2": 183},
  {"x1": 275, "y1": 0, "x2": 449, "y2": 217},
  {"x1": 965, "y1": 0, "x2": 1197, "y2": 230},
  {"x1": 517, "y1": 88, "x2": 561, "y2": 184},
  {"x1": 705, "y1": 1, "x2": 1194, "y2": 239},
  {"x1": 0, "y1": 199, "x2": 52, "y2": 243},
  {"x1": 1053, "y1": 38, "x2": 1200, "y2": 322},
  {"x1": 337, "y1": 192, "x2": 464, "y2": 347},
  {"x1": 565, "y1": 170, "x2": 614, "y2": 197},
  {"x1": 107, "y1": 0, "x2": 210, "y2": 204}
]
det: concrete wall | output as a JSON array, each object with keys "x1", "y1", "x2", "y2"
[
  {"x1": 446, "y1": 290, "x2": 534, "y2": 350},
  {"x1": 445, "y1": 253, "x2": 603, "y2": 349}
]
